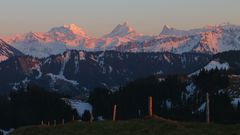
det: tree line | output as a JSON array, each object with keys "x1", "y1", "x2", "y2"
[
  {"x1": 0, "y1": 85, "x2": 79, "y2": 129},
  {"x1": 0, "y1": 68, "x2": 239, "y2": 129},
  {"x1": 89, "y1": 69, "x2": 240, "y2": 123}
]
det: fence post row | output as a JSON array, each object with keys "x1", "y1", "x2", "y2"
[{"x1": 38, "y1": 96, "x2": 154, "y2": 126}]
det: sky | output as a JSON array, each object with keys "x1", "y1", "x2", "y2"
[{"x1": 0, "y1": 0, "x2": 240, "y2": 37}]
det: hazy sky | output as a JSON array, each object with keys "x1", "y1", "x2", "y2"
[{"x1": 0, "y1": 0, "x2": 240, "y2": 37}]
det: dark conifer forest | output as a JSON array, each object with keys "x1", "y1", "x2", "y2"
[
  {"x1": 1, "y1": 69, "x2": 240, "y2": 129},
  {"x1": 0, "y1": 86, "x2": 78, "y2": 129}
]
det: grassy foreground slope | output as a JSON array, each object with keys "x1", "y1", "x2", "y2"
[{"x1": 11, "y1": 119, "x2": 240, "y2": 135}]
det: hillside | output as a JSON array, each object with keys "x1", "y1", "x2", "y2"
[
  {"x1": 214, "y1": 51, "x2": 240, "y2": 73},
  {"x1": 0, "y1": 51, "x2": 210, "y2": 95},
  {"x1": 10, "y1": 119, "x2": 240, "y2": 135}
]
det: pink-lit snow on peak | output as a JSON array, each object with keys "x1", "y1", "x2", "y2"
[
  {"x1": 63, "y1": 24, "x2": 87, "y2": 36},
  {"x1": 49, "y1": 24, "x2": 87, "y2": 38},
  {"x1": 104, "y1": 22, "x2": 138, "y2": 38}
]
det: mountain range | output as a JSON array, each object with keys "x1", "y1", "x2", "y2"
[
  {"x1": 0, "y1": 23, "x2": 240, "y2": 97},
  {"x1": 2, "y1": 22, "x2": 148, "y2": 58},
  {"x1": 1, "y1": 22, "x2": 240, "y2": 59}
]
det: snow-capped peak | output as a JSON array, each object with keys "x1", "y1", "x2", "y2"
[
  {"x1": 160, "y1": 24, "x2": 190, "y2": 36},
  {"x1": 63, "y1": 24, "x2": 87, "y2": 36},
  {"x1": 160, "y1": 23, "x2": 240, "y2": 37},
  {"x1": 104, "y1": 22, "x2": 137, "y2": 38},
  {"x1": 2, "y1": 22, "x2": 240, "y2": 59},
  {"x1": 48, "y1": 24, "x2": 87, "y2": 39},
  {"x1": 162, "y1": 24, "x2": 172, "y2": 31}
]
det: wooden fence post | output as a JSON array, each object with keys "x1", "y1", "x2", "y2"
[
  {"x1": 206, "y1": 93, "x2": 210, "y2": 123},
  {"x1": 112, "y1": 104, "x2": 117, "y2": 121},
  {"x1": 149, "y1": 96, "x2": 153, "y2": 117},
  {"x1": 54, "y1": 120, "x2": 56, "y2": 127},
  {"x1": 62, "y1": 119, "x2": 65, "y2": 125},
  {"x1": 90, "y1": 113, "x2": 94, "y2": 123},
  {"x1": 72, "y1": 115, "x2": 75, "y2": 121}
]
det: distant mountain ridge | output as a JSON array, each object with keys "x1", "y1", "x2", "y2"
[
  {"x1": 2, "y1": 22, "x2": 149, "y2": 58},
  {"x1": 2, "y1": 23, "x2": 240, "y2": 58},
  {"x1": 160, "y1": 24, "x2": 212, "y2": 36},
  {"x1": 118, "y1": 24, "x2": 240, "y2": 54}
]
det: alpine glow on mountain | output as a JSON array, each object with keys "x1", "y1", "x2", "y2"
[
  {"x1": 104, "y1": 22, "x2": 139, "y2": 38},
  {"x1": 1, "y1": 23, "x2": 240, "y2": 58}
]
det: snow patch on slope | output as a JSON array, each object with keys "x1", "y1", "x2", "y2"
[
  {"x1": 47, "y1": 73, "x2": 79, "y2": 86},
  {"x1": 197, "y1": 102, "x2": 206, "y2": 112},
  {"x1": 69, "y1": 99, "x2": 92, "y2": 116},
  {"x1": 203, "y1": 61, "x2": 229, "y2": 71},
  {"x1": 189, "y1": 60, "x2": 230, "y2": 76},
  {"x1": 47, "y1": 52, "x2": 80, "y2": 85},
  {"x1": 232, "y1": 98, "x2": 240, "y2": 109},
  {"x1": 165, "y1": 100, "x2": 172, "y2": 109},
  {"x1": 0, "y1": 128, "x2": 14, "y2": 135},
  {"x1": 59, "y1": 51, "x2": 71, "y2": 76},
  {"x1": 186, "y1": 83, "x2": 197, "y2": 99}
]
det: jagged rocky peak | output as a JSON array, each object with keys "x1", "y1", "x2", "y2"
[
  {"x1": 160, "y1": 24, "x2": 189, "y2": 36},
  {"x1": 104, "y1": 21, "x2": 137, "y2": 38},
  {"x1": 162, "y1": 24, "x2": 173, "y2": 31}
]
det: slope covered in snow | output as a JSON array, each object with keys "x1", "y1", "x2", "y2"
[
  {"x1": 0, "y1": 128, "x2": 14, "y2": 135},
  {"x1": 68, "y1": 99, "x2": 92, "y2": 117},
  {"x1": 118, "y1": 23, "x2": 240, "y2": 54},
  {"x1": 49, "y1": 24, "x2": 87, "y2": 38},
  {"x1": 203, "y1": 61, "x2": 229, "y2": 71},
  {"x1": 0, "y1": 39, "x2": 24, "y2": 62},
  {"x1": 189, "y1": 60, "x2": 230, "y2": 76}
]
